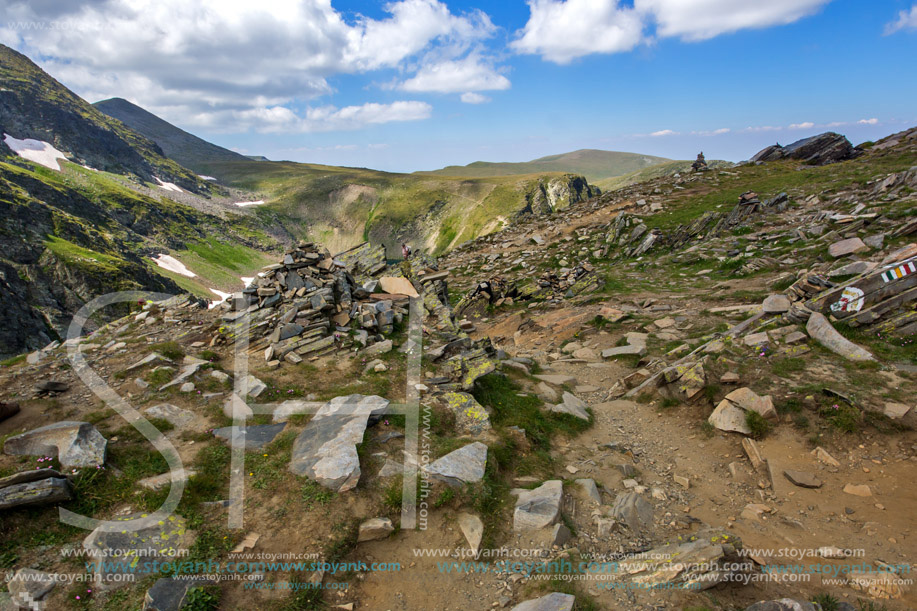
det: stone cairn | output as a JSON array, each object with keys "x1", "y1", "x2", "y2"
[{"x1": 691, "y1": 151, "x2": 708, "y2": 172}]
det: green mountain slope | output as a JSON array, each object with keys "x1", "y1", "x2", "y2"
[
  {"x1": 0, "y1": 45, "x2": 210, "y2": 193},
  {"x1": 94, "y1": 97, "x2": 248, "y2": 172},
  {"x1": 420, "y1": 149, "x2": 671, "y2": 182},
  {"x1": 197, "y1": 159, "x2": 597, "y2": 258},
  {"x1": 595, "y1": 158, "x2": 734, "y2": 191}
]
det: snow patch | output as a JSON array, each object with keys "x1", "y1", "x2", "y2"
[
  {"x1": 233, "y1": 200, "x2": 265, "y2": 207},
  {"x1": 151, "y1": 254, "x2": 196, "y2": 277},
  {"x1": 208, "y1": 288, "x2": 232, "y2": 309},
  {"x1": 154, "y1": 177, "x2": 183, "y2": 193},
  {"x1": 3, "y1": 133, "x2": 67, "y2": 170},
  {"x1": 241, "y1": 277, "x2": 255, "y2": 287},
  {"x1": 198, "y1": 175, "x2": 217, "y2": 181}
]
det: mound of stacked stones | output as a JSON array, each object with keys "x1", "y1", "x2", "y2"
[{"x1": 214, "y1": 242, "x2": 408, "y2": 364}]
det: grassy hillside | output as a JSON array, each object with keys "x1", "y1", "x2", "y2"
[
  {"x1": 196, "y1": 159, "x2": 597, "y2": 257},
  {"x1": 94, "y1": 97, "x2": 248, "y2": 172},
  {"x1": 0, "y1": 45, "x2": 208, "y2": 192},
  {"x1": 419, "y1": 149, "x2": 670, "y2": 182},
  {"x1": 595, "y1": 159, "x2": 734, "y2": 191}
]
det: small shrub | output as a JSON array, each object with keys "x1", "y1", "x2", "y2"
[
  {"x1": 745, "y1": 411, "x2": 772, "y2": 439},
  {"x1": 821, "y1": 402, "x2": 860, "y2": 433},
  {"x1": 151, "y1": 341, "x2": 184, "y2": 360}
]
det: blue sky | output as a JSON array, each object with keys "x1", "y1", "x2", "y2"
[{"x1": 3, "y1": 0, "x2": 916, "y2": 172}]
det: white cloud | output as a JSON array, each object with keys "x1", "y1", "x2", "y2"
[
  {"x1": 650, "y1": 129, "x2": 678, "y2": 137},
  {"x1": 512, "y1": 0, "x2": 832, "y2": 62},
  {"x1": 884, "y1": 5, "x2": 917, "y2": 35},
  {"x1": 511, "y1": 0, "x2": 644, "y2": 64},
  {"x1": 712, "y1": 127, "x2": 730, "y2": 135},
  {"x1": 227, "y1": 101, "x2": 433, "y2": 133},
  {"x1": 461, "y1": 92, "x2": 491, "y2": 104},
  {"x1": 789, "y1": 122, "x2": 815, "y2": 129},
  {"x1": 635, "y1": 0, "x2": 832, "y2": 41},
  {"x1": 858, "y1": 118, "x2": 879, "y2": 125},
  {"x1": 1, "y1": 0, "x2": 491, "y2": 132},
  {"x1": 400, "y1": 55, "x2": 510, "y2": 93}
]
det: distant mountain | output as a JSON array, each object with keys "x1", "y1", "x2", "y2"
[
  {"x1": 94, "y1": 97, "x2": 248, "y2": 172},
  {"x1": 0, "y1": 45, "x2": 206, "y2": 192},
  {"x1": 420, "y1": 149, "x2": 671, "y2": 182}
]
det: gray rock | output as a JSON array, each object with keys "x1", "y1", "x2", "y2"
[
  {"x1": 0, "y1": 475, "x2": 72, "y2": 510},
  {"x1": 533, "y1": 374, "x2": 576, "y2": 387},
  {"x1": 510, "y1": 593, "x2": 575, "y2": 611},
  {"x1": 425, "y1": 442, "x2": 487, "y2": 487},
  {"x1": 364, "y1": 340, "x2": 393, "y2": 356},
  {"x1": 807, "y1": 312, "x2": 875, "y2": 361},
  {"x1": 575, "y1": 478, "x2": 602, "y2": 504},
  {"x1": 442, "y1": 392, "x2": 491, "y2": 435},
  {"x1": 289, "y1": 395, "x2": 389, "y2": 491},
  {"x1": 762, "y1": 294, "x2": 791, "y2": 313},
  {"x1": 4, "y1": 421, "x2": 107, "y2": 467},
  {"x1": 551, "y1": 523, "x2": 571, "y2": 547},
  {"x1": 358, "y1": 517, "x2": 394, "y2": 542},
  {"x1": 239, "y1": 374, "x2": 268, "y2": 398},
  {"x1": 144, "y1": 404, "x2": 195, "y2": 429},
  {"x1": 829, "y1": 260, "x2": 877, "y2": 277},
  {"x1": 143, "y1": 577, "x2": 215, "y2": 611},
  {"x1": 601, "y1": 343, "x2": 646, "y2": 358},
  {"x1": 828, "y1": 237, "x2": 868, "y2": 258},
  {"x1": 84, "y1": 513, "x2": 192, "y2": 587},
  {"x1": 708, "y1": 401, "x2": 751, "y2": 435},
  {"x1": 549, "y1": 392, "x2": 589, "y2": 420},
  {"x1": 513, "y1": 480, "x2": 562, "y2": 531},
  {"x1": 8, "y1": 569, "x2": 56, "y2": 607},
  {"x1": 611, "y1": 492, "x2": 653, "y2": 532},
  {"x1": 617, "y1": 529, "x2": 742, "y2": 590},
  {"x1": 213, "y1": 423, "x2": 286, "y2": 450}
]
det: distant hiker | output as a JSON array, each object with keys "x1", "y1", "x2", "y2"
[{"x1": 401, "y1": 243, "x2": 412, "y2": 259}]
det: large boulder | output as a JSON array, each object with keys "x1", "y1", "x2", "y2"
[
  {"x1": 289, "y1": 395, "x2": 389, "y2": 491},
  {"x1": 617, "y1": 530, "x2": 744, "y2": 590},
  {"x1": 3, "y1": 421, "x2": 107, "y2": 467},
  {"x1": 752, "y1": 132, "x2": 860, "y2": 166},
  {"x1": 0, "y1": 469, "x2": 72, "y2": 510},
  {"x1": 610, "y1": 492, "x2": 654, "y2": 533}
]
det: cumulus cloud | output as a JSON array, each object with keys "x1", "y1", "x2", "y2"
[
  {"x1": 399, "y1": 55, "x2": 510, "y2": 93},
  {"x1": 884, "y1": 5, "x2": 917, "y2": 35},
  {"x1": 460, "y1": 92, "x2": 491, "y2": 104},
  {"x1": 789, "y1": 122, "x2": 815, "y2": 129},
  {"x1": 635, "y1": 0, "x2": 832, "y2": 41},
  {"x1": 511, "y1": 0, "x2": 644, "y2": 64},
  {"x1": 512, "y1": 0, "x2": 832, "y2": 62},
  {"x1": 858, "y1": 118, "x2": 879, "y2": 125},
  {"x1": 1, "y1": 0, "x2": 493, "y2": 131}
]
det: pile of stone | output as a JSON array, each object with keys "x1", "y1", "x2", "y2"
[
  {"x1": 214, "y1": 241, "x2": 410, "y2": 364},
  {"x1": 691, "y1": 151, "x2": 708, "y2": 172}
]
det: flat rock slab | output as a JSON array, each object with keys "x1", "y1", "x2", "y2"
[
  {"x1": 533, "y1": 374, "x2": 576, "y2": 387},
  {"x1": 575, "y1": 478, "x2": 602, "y2": 504},
  {"x1": 743, "y1": 332, "x2": 770, "y2": 347},
  {"x1": 783, "y1": 470, "x2": 823, "y2": 489},
  {"x1": 4, "y1": 421, "x2": 107, "y2": 467},
  {"x1": 0, "y1": 475, "x2": 72, "y2": 510},
  {"x1": 602, "y1": 343, "x2": 647, "y2": 358},
  {"x1": 723, "y1": 387, "x2": 777, "y2": 420},
  {"x1": 708, "y1": 402, "x2": 751, "y2": 435},
  {"x1": 843, "y1": 483, "x2": 872, "y2": 497},
  {"x1": 425, "y1": 442, "x2": 487, "y2": 487},
  {"x1": 745, "y1": 599, "x2": 821, "y2": 611},
  {"x1": 213, "y1": 423, "x2": 286, "y2": 450},
  {"x1": 762, "y1": 294, "x2": 791, "y2": 313},
  {"x1": 145, "y1": 404, "x2": 195, "y2": 429},
  {"x1": 513, "y1": 480, "x2": 562, "y2": 532},
  {"x1": 358, "y1": 517, "x2": 394, "y2": 542},
  {"x1": 457, "y1": 513, "x2": 483, "y2": 558},
  {"x1": 617, "y1": 529, "x2": 741, "y2": 590},
  {"x1": 84, "y1": 513, "x2": 191, "y2": 587},
  {"x1": 883, "y1": 403, "x2": 911, "y2": 419},
  {"x1": 806, "y1": 313, "x2": 875, "y2": 361},
  {"x1": 829, "y1": 237, "x2": 868, "y2": 258},
  {"x1": 549, "y1": 392, "x2": 590, "y2": 420},
  {"x1": 511, "y1": 593, "x2": 575, "y2": 611},
  {"x1": 289, "y1": 395, "x2": 389, "y2": 491},
  {"x1": 378, "y1": 276, "x2": 419, "y2": 298},
  {"x1": 442, "y1": 392, "x2": 491, "y2": 435}
]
